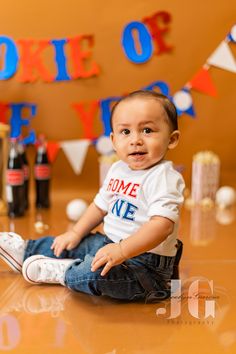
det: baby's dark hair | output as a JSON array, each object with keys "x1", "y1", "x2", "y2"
[{"x1": 110, "y1": 90, "x2": 178, "y2": 132}]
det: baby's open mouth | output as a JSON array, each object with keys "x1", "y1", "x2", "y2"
[{"x1": 129, "y1": 152, "x2": 146, "y2": 156}]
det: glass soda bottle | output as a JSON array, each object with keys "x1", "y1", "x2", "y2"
[
  {"x1": 34, "y1": 135, "x2": 51, "y2": 208},
  {"x1": 18, "y1": 142, "x2": 30, "y2": 210},
  {"x1": 6, "y1": 137, "x2": 25, "y2": 217}
]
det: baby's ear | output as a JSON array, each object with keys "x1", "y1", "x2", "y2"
[
  {"x1": 110, "y1": 132, "x2": 116, "y2": 151},
  {"x1": 168, "y1": 130, "x2": 180, "y2": 150}
]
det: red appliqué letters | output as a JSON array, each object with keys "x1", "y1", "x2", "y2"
[{"x1": 107, "y1": 178, "x2": 140, "y2": 198}]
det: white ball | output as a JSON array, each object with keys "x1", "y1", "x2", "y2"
[
  {"x1": 215, "y1": 186, "x2": 236, "y2": 207},
  {"x1": 66, "y1": 199, "x2": 88, "y2": 221}
]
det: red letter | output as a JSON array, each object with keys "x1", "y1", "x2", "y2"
[
  {"x1": 111, "y1": 179, "x2": 120, "y2": 192},
  {"x1": 72, "y1": 100, "x2": 99, "y2": 139},
  {"x1": 142, "y1": 11, "x2": 173, "y2": 55},
  {"x1": 107, "y1": 178, "x2": 114, "y2": 191},
  {"x1": 117, "y1": 180, "x2": 132, "y2": 195},
  {"x1": 17, "y1": 39, "x2": 54, "y2": 82},
  {"x1": 68, "y1": 35, "x2": 100, "y2": 79},
  {"x1": 128, "y1": 183, "x2": 140, "y2": 198},
  {"x1": 0, "y1": 103, "x2": 9, "y2": 124}
]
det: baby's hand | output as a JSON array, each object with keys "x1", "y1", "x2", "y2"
[
  {"x1": 51, "y1": 230, "x2": 80, "y2": 257},
  {"x1": 91, "y1": 243, "x2": 126, "y2": 276}
]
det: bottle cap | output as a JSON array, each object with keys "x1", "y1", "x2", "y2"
[{"x1": 35, "y1": 134, "x2": 47, "y2": 148}]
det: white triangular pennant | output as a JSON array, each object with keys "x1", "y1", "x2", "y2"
[
  {"x1": 61, "y1": 139, "x2": 90, "y2": 174},
  {"x1": 207, "y1": 41, "x2": 236, "y2": 73}
]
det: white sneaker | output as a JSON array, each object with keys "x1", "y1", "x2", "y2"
[
  {"x1": 22, "y1": 255, "x2": 74, "y2": 285},
  {"x1": 0, "y1": 232, "x2": 26, "y2": 273}
]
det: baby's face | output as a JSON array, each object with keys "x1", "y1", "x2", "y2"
[{"x1": 110, "y1": 97, "x2": 179, "y2": 170}]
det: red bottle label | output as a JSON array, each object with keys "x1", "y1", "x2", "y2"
[
  {"x1": 34, "y1": 164, "x2": 51, "y2": 180},
  {"x1": 6, "y1": 169, "x2": 24, "y2": 186},
  {"x1": 23, "y1": 165, "x2": 29, "y2": 180}
]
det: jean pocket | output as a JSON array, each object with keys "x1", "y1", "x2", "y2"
[
  {"x1": 128, "y1": 289, "x2": 147, "y2": 301},
  {"x1": 145, "y1": 288, "x2": 171, "y2": 303}
]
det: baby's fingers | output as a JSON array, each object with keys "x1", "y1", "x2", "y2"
[
  {"x1": 51, "y1": 236, "x2": 61, "y2": 250},
  {"x1": 66, "y1": 241, "x2": 77, "y2": 251},
  {"x1": 54, "y1": 244, "x2": 65, "y2": 257},
  {"x1": 91, "y1": 255, "x2": 106, "y2": 272},
  {"x1": 100, "y1": 262, "x2": 112, "y2": 277},
  {"x1": 51, "y1": 240, "x2": 56, "y2": 250},
  {"x1": 52, "y1": 241, "x2": 65, "y2": 257}
]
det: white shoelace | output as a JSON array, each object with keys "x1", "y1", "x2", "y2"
[
  {"x1": 1, "y1": 233, "x2": 24, "y2": 252},
  {"x1": 38, "y1": 261, "x2": 68, "y2": 283}
]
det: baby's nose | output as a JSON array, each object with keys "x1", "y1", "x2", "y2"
[{"x1": 130, "y1": 133, "x2": 143, "y2": 145}]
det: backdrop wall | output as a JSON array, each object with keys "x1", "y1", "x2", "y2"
[{"x1": 1, "y1": 0, "x2": 236, "y2": 194}]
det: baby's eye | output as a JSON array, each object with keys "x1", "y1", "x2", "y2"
[
  {"x1": 143, "y1": 127, "x2": 152, "y2": 134},
  {"x1": 121, "y1": 129, "x2": 130, "y2": 135}
]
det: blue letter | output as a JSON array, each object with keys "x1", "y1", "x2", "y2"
[
  {"x1": 9, "y1": 103, "x2": 37, "y2": 144},
  {"x1": 100, "y1": 96, "x2": 121, "y2": 136},
  {"x1": 0, "y1": 36, "x2": 19, "y2": 80},
  {"x1": 122, "y1": 22, "x2": 153, "y2": 63},
  {"x1": 123, "y1": 202, "x2": 138, "y2": 221},
  {"x1": 112, "y1": 199, "x2": 125, "y2": 217},
  {"x1": 143, "y1": 81, "x2": 170, "y2": 97},
  {"x1": 51, "y1": 39, "x2": 71, "y2": 81}
]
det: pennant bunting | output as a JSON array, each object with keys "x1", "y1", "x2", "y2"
[
  {"x1": 189, "y1": 67, "x2": 217, "y2": 96},
  {"x1": 207, "y1": 41, "x2": 236, "y2": 73},
  {"x1": 4, "y1": 24, "x2": 236, "y2": 175},
  {"x1": 172, "y1": 88, "x2": 195, "y2": 117},
  {"x1": 47, "y1": 141, "x2": 60, "y2": 163},
  {"x1": 61, "y1": 139, "x2": 90, "y2": 174}
]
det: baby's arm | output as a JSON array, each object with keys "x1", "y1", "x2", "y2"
[
  {"x1": 51, "y1": 202, "x2": 107, "y2": 257},
  {"x1": 91, "y1": 216, "x2": 173, "y2": 276},
  {"x1": 119, "y1": 216, "x2": 173, "y2": 258}
]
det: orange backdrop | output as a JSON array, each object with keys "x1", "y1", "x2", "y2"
[{"x1": 0, "y1": 0, "x2": 236, "y2": 196}]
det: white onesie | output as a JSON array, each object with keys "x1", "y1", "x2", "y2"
[{"x1": 94, "y1": 159, "x2": 185, "y2": 256}]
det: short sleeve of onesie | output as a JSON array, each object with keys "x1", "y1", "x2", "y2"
[{"x1": 145, "y1": 164, "x2": 185, "y2": 223}]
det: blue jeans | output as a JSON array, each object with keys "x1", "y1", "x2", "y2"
[{"x1": 24, "y1": 232, "x2": 176, "y2": 302}]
